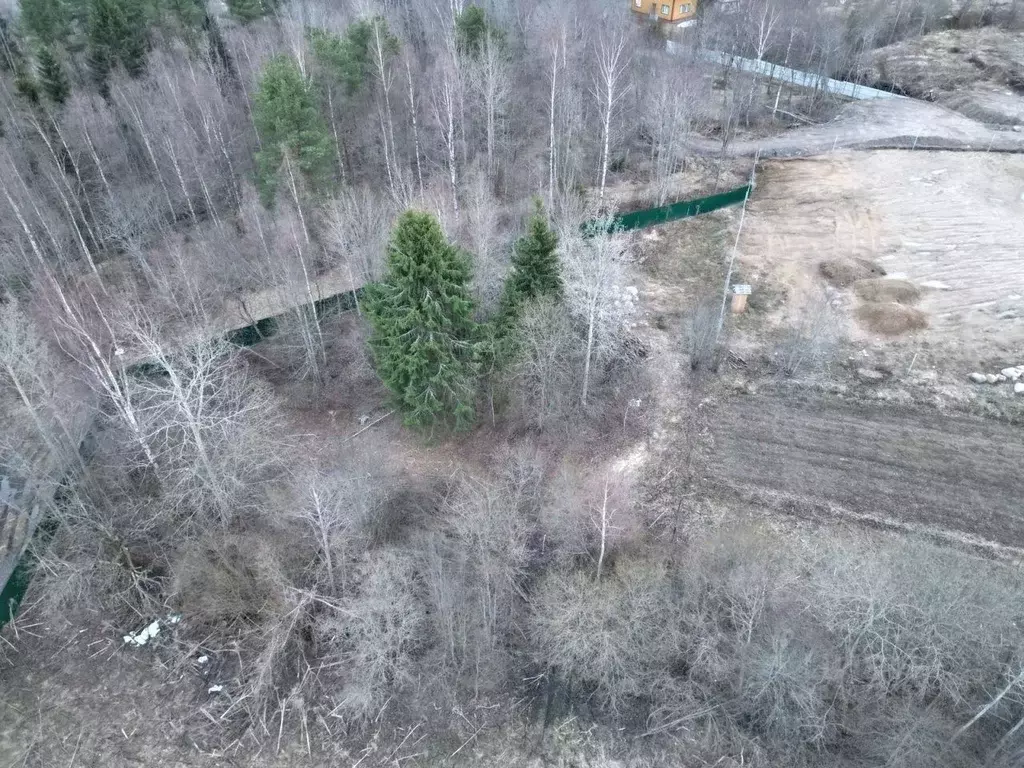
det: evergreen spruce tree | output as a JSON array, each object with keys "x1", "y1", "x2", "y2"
[
  {"x1": 87, "y1": 0, "x2": 149, "y2": 89},
  {"x1": 160, "y1": 0, "x2": 206, "y2": 40},
  {"x1": 455, "y1": 6, "x2": 505, "y2": 58},
  {"x1": 226, "y1": 0, "x2": 277, "y2": 24},
  {"x1": 309, "y1": 17, "x2": 398, "y2": 97},
  {"x1": 0, "y1": 19, "x2": 40, "y2": 104},
  {"x1": 252, "y1": 56, "x2": 334, "y2": 205},
  {"x1": 19, "y1": 0, "x2": 71, "y2": 47},
  {"x1": 366, "y1": 211, "x2": 480, "y2": 431},
  {"x1": 498, "y1": 200, "x2": 562, "y2": 329},
  {"x1": 37, "y1": 44, "x2": 70, "y2": 103}
]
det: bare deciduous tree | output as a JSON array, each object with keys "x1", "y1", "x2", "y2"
[
  {"x1": 590, "y1": 30, "x2": 631, "y2": 204},
  {"x1": 509, "y1": 297, "x2": 576, "y2": 431},
  {"x1": 560, "y1": 221, "x2": 636, "y2": 406},
  {"x1": 432, "y1": 55, "x2": 464, "y2": 227},
  {"x1": 467, "y1": 31, "x2": 511, "y2": 185}
]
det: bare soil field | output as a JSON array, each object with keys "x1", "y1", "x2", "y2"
[
  {"x1": 709, "y1": 393, "x2": 1024, "y2": 556},
  {"x1": 737, "y1": 149, "x2": 1024, "y2": 368},
  {"x1": 633, "y1": 187, "x2": 1024, "y2": 560}
]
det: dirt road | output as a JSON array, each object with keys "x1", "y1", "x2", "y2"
[
  {"x1": 709, "y1": 393, "x2": 1024, "y2": 553},
  {"x1": 684, "y1": 97, "x2": 1024, "y2": 157}
]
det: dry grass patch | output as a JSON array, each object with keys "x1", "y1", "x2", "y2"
[
  {"x1": 854, "y1": 278, "x2": 921, "y2": 305},
  {"x1": 819, "y1": 258, "x2": 887, "y2": 288},
  {"x1": 856, "y1": 302, "x2": 928, "y2": 336}
]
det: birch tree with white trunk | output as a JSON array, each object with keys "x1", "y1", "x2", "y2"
[
  {"x1": 468, "y1": 31, "x2": 511, "y2": 186},
  {"x1": 432, "y1": 56, "x2": 463, "y2": 227},
  {"x1": 590, "y1": 30, "x2": 631, "y2": 204},
  {"x1": 126, "y1": 332, "x2": 284, "y2": 527},
  {"x1": 561, "y1": 219, "x2": 636, "y2": 407}
]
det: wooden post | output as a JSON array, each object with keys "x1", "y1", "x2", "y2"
[{"x1": 731, "y1": 283, "x2": 751, "y2": 314}]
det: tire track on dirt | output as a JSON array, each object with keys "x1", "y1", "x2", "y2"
[{"x1": 710, "y1": 394, "x2": 1024, "y2": 550}]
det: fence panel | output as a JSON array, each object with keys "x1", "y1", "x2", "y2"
[{"x1": 588, "y1": 184, "x2": 752, "y2": 235}]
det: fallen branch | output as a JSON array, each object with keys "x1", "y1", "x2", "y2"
[{"x1": 343, "y1": 410, "x2": 395, "y2": 443}]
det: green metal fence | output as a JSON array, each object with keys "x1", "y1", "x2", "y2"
[{"x1": 588, "y1": 183, "x2": 752, "y2": 234}]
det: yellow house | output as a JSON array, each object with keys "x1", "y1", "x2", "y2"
[{"x1": 630, "y1": 0, "x2": 698, "y2": 24}]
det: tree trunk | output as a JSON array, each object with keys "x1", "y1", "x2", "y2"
[
  {"x1": 406, "y1": 56, "x2": 424, "y2": 198},
  {"x1": 582, "y1": 298, "x2": 596, "y2": 406}
]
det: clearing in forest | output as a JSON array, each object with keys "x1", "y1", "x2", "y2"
[{"x1": 737, "y1": 150, "x2": 1024, "y2": 366}]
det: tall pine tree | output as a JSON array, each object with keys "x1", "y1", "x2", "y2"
[
  {"x1": 252, "y1": 56, "x2": 334, "y2": 205},
  {"x1": 366, "y1": 211, "x2": 480, "y2": 431},
  {"x1": 498, "y1": 199, "x2": 562, "y2": 328}
]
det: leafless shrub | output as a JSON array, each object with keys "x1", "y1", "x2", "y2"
[
  {"x1": 294, "y1": 467, "x2": 376, "y2": 595},
  {"x1": 28, "y1": 491, "x2": 169, "y2": 627},
  {"x1": 508, "y1": 297, "x2": 578, "y2": 432},
  {"x1": 173, "y1": 531, "x2": 293, "y2": 628},
  {"x1": 858, "y1": 703, "x2": 978, "y2": 768},
  {"x1": 462, "y1": 170, "x2": 509, "y2": 313},
  {"x1": 171, "y1": 528, "x2": 313, "y2": 726},
  {"x1": 810, "y1": 539, "x2": 1022, "y2": 709},
  {"x1": 526, "y1": 522, "x2": 1024, "y2": 763},
  {"x1": 538, "y1": 464, "x2": 592, "y2": 563},
  {"x1": 417, "y1": 468, "x2": 535, "y2": 697},
  {"x1": 540, "y1": 461, "x2": 638, "y2": 579},
  {"x1": 126, "y1": 340, "x2": 289, "y2": 528},
  {"x1": 357, "y1": 483, "x2": 436, "y2": 549},
  {"x1": 687, "y1": 298, "x2": 725, "y2": 371},
  {"x1": 323, "y1": 186, "x2": 396, "y2": 287},
  {"x1": 778, "y1": 289, "x2": 844, "y2": 376},
  {"x1": 318, "y1": 549, "x2": 428, "y2": 723},
  {"x1": 561, "y1": 224, "x2": 637, "y2": 406},
  {"x1": 529, "y1": 558, "x2": 680, "y2": 713},
  {"x1": 492, "y1": 440, "x2": 546, "y2": 518}
]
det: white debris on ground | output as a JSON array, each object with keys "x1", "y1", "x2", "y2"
[
  {"x1": 122, "y1": 614, "x2": 183, "y2": 646},
  {"x1": 208, "y1": 685, "x2": 224, "y2": 694},
  {"x1": 968, "y1": 366, "x2": 1024, "y2": 393},
  {"x1": 857, "y1": 367, "x2": 886, "y2": 382},
  {"x1": 615, "y1": 285, "x2": 640, "y2": 309},
  {"x1": 123, "y1": 620, "x2": 161, "y2": 647}
]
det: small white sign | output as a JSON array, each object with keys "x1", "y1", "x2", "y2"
[{"x1": 733, "y1": 284, "x2": 752, "y2": 295}]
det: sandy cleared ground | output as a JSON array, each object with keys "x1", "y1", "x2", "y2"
[{"x1": 737, "y1": 150, "x2": 1024, "y2": 365}]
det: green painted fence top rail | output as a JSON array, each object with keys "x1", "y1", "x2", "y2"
[{"x1": 586, "y1": 183, "x2": 753, "y2": 235}]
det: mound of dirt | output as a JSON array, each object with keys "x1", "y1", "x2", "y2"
[
  {"x1": 819, "y1": 258, "x2": 887, "y2": 288},
  {"x1": 855, "y1": 28, "x2": 1024, "y2": 126},
  {"x1": 856, "y1": 302, "x2": 928, "y2": 336},
  {"x1": 854, "y1": 278, "x2": 921, "y2": 305}
]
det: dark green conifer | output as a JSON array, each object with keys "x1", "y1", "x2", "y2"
[
  {"x1": 252, "y1": 55, "x2": 334, "y2": 205},
  {"x1": 37, "y1": 45, "x2": 70, "y2": 103},
  {"x1": 365, "y1": 211, "x2": 480, "y2": 431}
]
